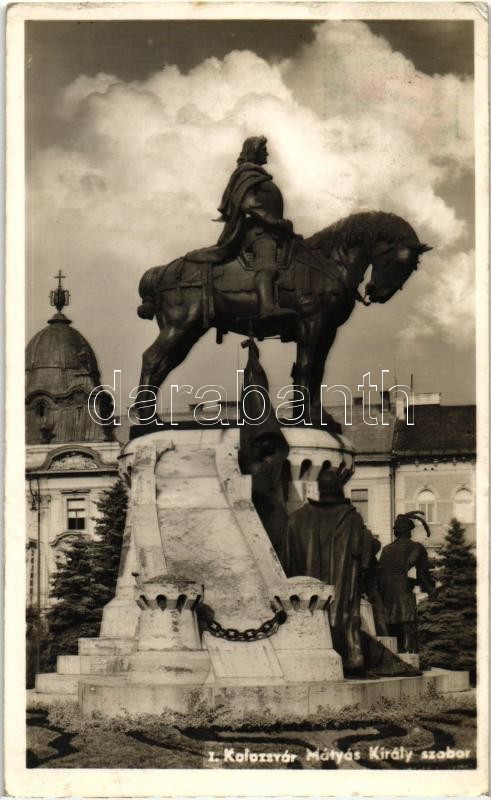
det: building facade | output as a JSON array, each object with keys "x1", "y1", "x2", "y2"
[
  {"x1": 392, "y1": 394, "x2": 476, "y2": 551},
  {"x1": 335, "y1": 392, "x2": 476, "y2": 552}
]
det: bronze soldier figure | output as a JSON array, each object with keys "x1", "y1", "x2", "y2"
[
  {"x1": 377, "y1": 511, "x2": 436, "y2": 653},
  {"x1": 282, "y1": 469, "x2": 425, "y2": 677},
  {"x1": 186, "y1": 135, "x2": 295, "y2": 318},
  {"x1": 361, "y1": 528, "x2": 389, "y2": 637},
  {"x1": 283, "y1": 462, "x2": 367, "y2": 676}
]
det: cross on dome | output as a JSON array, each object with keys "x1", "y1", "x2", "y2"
[{"x1": 50, "y1": 270, "x2": 70, "y2": 313}]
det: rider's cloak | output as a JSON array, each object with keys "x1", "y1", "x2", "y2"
[{"x1": 186, "y1": 162, "x2": 272, "y2": 263}]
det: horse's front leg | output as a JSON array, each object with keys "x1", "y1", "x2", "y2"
[
  {"x1": 138, "y1": 321, "x2": 203, "y2": 422},
  {"x1": 293, "y1": 318, "x2": 338, "y2": 428},
  {"x1": 291, "y1": 317, "x2": 322, "y2": 424},
  {"x1": 308, "y1": 326, "x2": 337, "y2": 413}
]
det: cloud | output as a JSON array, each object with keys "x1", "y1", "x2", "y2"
[
  {"x1": 282, "y1": 22, "x2": 473, "y2": 169},
  {"x1": 28, "y1": 21, "x2": 475, "y2": 398},
  {"x1": 398, "y1": 250, "x2": 475, "y2": 348}
]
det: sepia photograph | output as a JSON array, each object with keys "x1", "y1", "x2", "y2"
[{"x1": 4, "y1": 1, "x2": 489, "y2": 796}]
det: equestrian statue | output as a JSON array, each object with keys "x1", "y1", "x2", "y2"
[{"x1": 136, "y1": 136, "x2": 432, "y2": 422}]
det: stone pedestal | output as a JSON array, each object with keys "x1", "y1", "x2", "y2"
[{"x1": 29, "y1": 426, "x2": 470, "y2": 718}]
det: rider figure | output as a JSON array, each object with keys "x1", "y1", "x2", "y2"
[{"x1": 186, "y1": 136, "x2": 295, "y2": 318}]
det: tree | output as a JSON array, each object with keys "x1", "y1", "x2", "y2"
[
  {"x1": 91, "y1": 477, "x2": 129, "y2": 608},
  {"x1": 418, "y1": 518, "x2": 476, "y2": 679},
  {"x1": 42, "y1": 478, "x2": 128, "y2": 670}
]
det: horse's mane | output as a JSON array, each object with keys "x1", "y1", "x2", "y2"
[{"x1": 306, "y1": 211, "x2": 419, "y2": 255}]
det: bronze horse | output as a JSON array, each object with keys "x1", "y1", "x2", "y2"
[{"x1": 137, "y1": 211, "x2": 431, "y2": 420}]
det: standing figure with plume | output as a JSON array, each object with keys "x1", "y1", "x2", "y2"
[{"x1": 377, "y1": 511, "x2": 436, "y2": 653}]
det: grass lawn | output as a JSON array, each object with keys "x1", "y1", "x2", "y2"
[{"x1": 27, "y1": 690, "x2": 476, "y2": 770}]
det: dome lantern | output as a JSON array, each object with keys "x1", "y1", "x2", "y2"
[{"x1": 50, "y1": 270, "x2": 70, "y2": 314}]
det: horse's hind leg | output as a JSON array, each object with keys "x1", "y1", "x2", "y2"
[{"x1": 137, "y1": 323, "x2": 203, "y2": 421}]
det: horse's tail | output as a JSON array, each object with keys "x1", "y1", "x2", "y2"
[{"x1": 137, "y1": 264, "x2": 167, "y2": 320}]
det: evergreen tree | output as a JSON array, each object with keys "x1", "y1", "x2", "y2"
[
  {"x1": 91, "y1": 477, "x2": 129, "y2": 607},
  {"x1": 418, "y1": 518, "x2": 476, "y2": 678},
  {"x1": 42, "y1": 478, "x2": 128, "y2": 670}
]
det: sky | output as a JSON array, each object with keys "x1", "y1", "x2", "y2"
[{"x1": 26, "y1": 19, "x2": 476, "y2": 411}]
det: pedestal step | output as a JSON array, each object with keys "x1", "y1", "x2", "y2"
[
  {"x1": 57, "y1": 650, "x2": 211, "y2": 680},
  {"x1": 35, "y1": 673, "x2": 79, "y2": 695},
  {"x1": 57, "y1": 656, "x2": 81, "y2": 674},
  {"x1": 429, "y1": 667, "x2": 471, "y2": 691},
  {"x1": 78, "y1": 638, "x2": 136, "y2": 656},
  {"x1": 78, "y1": 669, "x2": 471, "y2": 719},
  {"x1": 27, "y1": 689, "x2": 78, "y2": 707}
]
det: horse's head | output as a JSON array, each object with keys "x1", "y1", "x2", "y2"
[{"x1": 364, "y1": 238, "x2": 432, "y2": 304}]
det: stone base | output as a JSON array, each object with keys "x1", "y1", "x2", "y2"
[
  {"x1": 28, "y1": 668, "x2": 470, "y2": 720},
  {"x1": 77, "y1": 668, "x2": 469, "y2": 719}
]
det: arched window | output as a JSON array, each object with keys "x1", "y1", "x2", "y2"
[
  {"x1": 453, "y1": 488, "x2": 474, "y2": 524},
  {"x1": 417, "y1": 489, "x2": 436, "y2": 523}
]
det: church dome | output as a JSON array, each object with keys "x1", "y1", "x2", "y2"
[
  {"x1": 26, "y1": 312, "x2": 101, "y2": 398},
  {"x1": 26, "y1": 273, "x2": 113, "y2": 445}
]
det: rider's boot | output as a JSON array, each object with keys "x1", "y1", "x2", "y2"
[{"x1": 256, "y1": 272, "x2": 295, "y2": 319}]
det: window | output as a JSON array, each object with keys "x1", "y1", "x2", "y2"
[
  {"x1": 351, "y1": 489, "x2": 368, "y2": 523},
  {"x1": 417, "y1": 489, "x2": 436, "y2": 523},
  {"x1": 453, "y1": 488, "x2": 474, "y2": 524},
  {"x1": 67, "y1": 497, "x2": 86, "y2": 530}
]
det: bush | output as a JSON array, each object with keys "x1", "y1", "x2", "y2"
[{"x1": 35, "y1": 687, "x2": 475, "y2": 736}]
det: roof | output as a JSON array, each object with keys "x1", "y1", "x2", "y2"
[
  {"x1": 26, "y1": 312, "x2": 101, "y2": 397},
  {"x1": 393, "y1": 404, "x2": 476, "y2": 456},
  {"x1": 112, "y1": 401, "x2": 476, "y2": 458},
  {"x1": 328, "y1": 402, "x2": 396, "y2": 459}
]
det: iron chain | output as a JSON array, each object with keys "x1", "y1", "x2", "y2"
[{"x1": 197, "y1": 609, "x2": 286, "y2": 642}]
